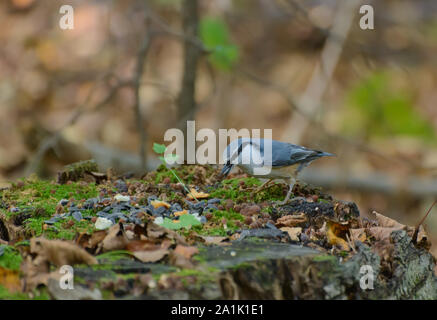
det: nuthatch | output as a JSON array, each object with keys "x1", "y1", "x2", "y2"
[{"x1": 220, "y1": 138, "x2": 334, "y2": 204}]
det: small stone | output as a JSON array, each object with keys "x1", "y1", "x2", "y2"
[
  {"x1": 154, "y1": 217, "x2": 164, "y2": 225},
  {"x1": 162, "y1": 177, "x2": 171, "y2": 184},
  {"x1": 114, "y1": 194, "x2": 130, "y2": 202},
  {"x1": 114, "y1": 180, "x2": 128, "y2": 193},
  {"x1": 72, "y1": 211, "x2": 83, "y2": 222},
  {"x1": 91, "y1": 217, "x2": 97, "y2": 223},
  {"x1": 244, "y1": 216, "x2": 252, "y2": 225},
  {"x1": 207, "y1": 198, "x2": 221, "y2": 205},
  {"x1": 95, "y1": 217, "x2": 113, "y2": 230},
  {"x1": 205, "y1": 213, "x2": 213, "y2": 220}
]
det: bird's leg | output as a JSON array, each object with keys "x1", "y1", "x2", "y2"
[
  {"x1": 277, "y1": 178, "x2": 295, "y2": 205},
  {"x1": 254, "y1": 179, "x2": 273, "y2": 192}
]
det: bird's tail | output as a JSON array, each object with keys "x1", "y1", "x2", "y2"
[{"x1": 319, "y1": 151, "x2": 335, "y2": 157}]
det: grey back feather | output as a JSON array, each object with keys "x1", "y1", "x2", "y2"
[{"x1": 223, "y1": 138, "x2": 333, "y2": 168}]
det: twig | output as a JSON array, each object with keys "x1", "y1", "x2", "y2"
[
  {"x1": 134, "y1": 29, "x2": 154, "y2": 171},
  {"x1": 176, "y1": 0, "x2": 201, "y2": 160},
  {"x1": 412, "y1": 199, "x2": 436, "y2": 244},
  {"x1": 281, "y1": 0, "x2": 362, "y2": 143}
]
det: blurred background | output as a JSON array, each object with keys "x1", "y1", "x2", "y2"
[{"x1": 0, "y1": 0, "x2": 437, "y2": 253}]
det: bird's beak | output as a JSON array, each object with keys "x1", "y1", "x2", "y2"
[{"x1": 219, "y1": 163, "x2": 234, "y2": 179}]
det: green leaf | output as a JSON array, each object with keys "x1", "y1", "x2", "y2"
[
  {"x1": 200, "y1": 17, "x2": 239, "y2": 70},
  {"x1": 161, "y1": 214, "x2": 201, "y2": 230},
  {"x1": 153, "y1": 143, "x2": 167, "y2": 154}
]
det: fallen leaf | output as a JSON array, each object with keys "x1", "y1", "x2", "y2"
[
  {"x1": 373, "y1": 211, "x2": 405, "y2": 229},
  {"x1": 173, "y1": 245, "x2": 199, "y2": 259},
  {"x1": 30, "y1": 238, "x2": 98, "y2": 266},
  {"x1": 100, "y1": 223, "x2": 128, "y2": 253},
  {"x1": 126, "y1": 239, "x2": 171, "y2": 252},
  {"x1": 326, "y1": 221, "x2": 350, "y2": 251},
  {"x1": 280, "y1": 227, "x2": 302, "y2": 241},
  {"x1": 187, "y1": 189, "x2": 209, "y2": 199},
  {"x1": 415, "y1": 225, "x2": 431, "y2": 250},
  {"x1": 200, "y1": 236, "x2": 229, "y2": 245},
  {"x1": 350, "y1": 228, "x2": 367, "y2": 243},
  {"x1": 133, "y1": 249, "x2": 169, "y2": 263},
  {"x1": 151, "y1": 200, "x2": 171, "y2": 209},
  {"x1": 367, "y1": 227, "x2": 400, "y2": 242},
  {"x1": 0, "y1": 267, "x2": 21, "y2": 292},
  {"x1": 174, "y1": 210, "x2": 189, "y2": 217},
  {"x1": 275, "y1": 214, "x2": 307, "y2": 228}
]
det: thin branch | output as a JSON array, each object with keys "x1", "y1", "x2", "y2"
[
  {"x1": 134, "y1": 29, "x2": 154, "y2": 171},
  {"x1": 281, "y1": 0, "x2": 362, "y2": 143},
  {"x1": 412, "y1": 199, "x2": 436, "y2": 244}
]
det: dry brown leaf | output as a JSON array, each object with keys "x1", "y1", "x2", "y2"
[
  {"x1": 280, "y1": 227, "x2": 302, "y2": 241},
  {"x1": 174, "y1": 210, "x2": 189, "y2": 217},
  {"x1": 173, "y1": 245, "x2": 199, "y2": 259},
  {"x1": 146, "y1": 222, "x2": 187, "y2": 245},
  {"x1": 350, "y1": 228, "x2": 367, "y2": 243},
  {"x1": 326, "y1": 221, "x2": 350, "y2": 251},
  {"x1": 367, "y1": 227, "x2": 401, "y2": 242},
  {"x1": 275, "y1": 214, "x2": 307, "y2": 228},
  {"x1": 151, "y1": 200, "x2": 171, "y2": 209},
  {"x1": 100, "y1": 223, "x2": 128, "y2": 253},
  {"x1": 200, "y1": 236, "x2": 229, "y2": 245},
  {"x1": 133, "y1": 249, "x2": 169, "y2": 263},
  {"x1": 126, "y1": 239, "x2": 171, "y2": 252},
  {"x1": 187, "y1": 188, "x2": 209, "y2": 199},
  {"x1": 89, "y1": 230, "x2": 108, "y2": 248},
  {"x1": 30, "y1": 237, "x2": 97, "y2": 266},
  {"x1": 0, "y1": 267, "x2": 21, "y2": 292},
  {"x1": 373, "y1": 211, "x2": 405, "y2": 229},
  {"x1": 372, "y1": 238, "x2": 394, "y2": 264}
]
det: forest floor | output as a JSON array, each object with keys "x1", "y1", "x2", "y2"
[{"x1": 0, "y1": 160, "x2": 435, "y2": 300}]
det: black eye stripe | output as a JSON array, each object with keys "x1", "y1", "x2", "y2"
[{"x1": 237, "y1": 143, "x2": 243, "y2": 156}]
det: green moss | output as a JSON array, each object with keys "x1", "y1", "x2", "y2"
[
  {"x1": 191, "y1": 208, "x2": 244, "y2": 236},
  {"x1": 0, "y1": 285, "x2": 50, "y2": 300},
  {"x1": 209, "y1": 177, "x2": 285, "y2": 203},
  {"x1": 96, "y1": 250, "x2": 135, "y2": 262},
  {"x1": 2, "y1": 179, "x2": 98, "y2": 219},
  {"x1": 173, "y1": 267, "x2": 218, "y2": 286},
  {"x1": 0, "y1": 246, "x2": 22, "y2": 271},
  {"x1": 313, "y1": 255, "x2": 338, "y2": 264}
]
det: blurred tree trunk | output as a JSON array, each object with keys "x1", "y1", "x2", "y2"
[{"x1": 177, "y1": 0, "x2": 201, "y2": 162}]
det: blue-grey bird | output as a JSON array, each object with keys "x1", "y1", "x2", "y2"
[{"x1": 220, "y1": 138, "x2": 334, "y2": 204}]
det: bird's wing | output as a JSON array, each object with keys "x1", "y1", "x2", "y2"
[{"x1": 269, "y1": 142, "x2": 323, "y2": 167}]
